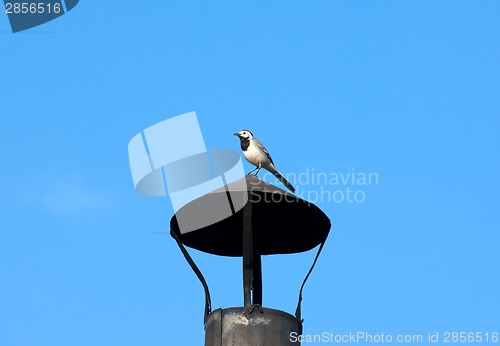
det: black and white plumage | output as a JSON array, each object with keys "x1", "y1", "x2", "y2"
[{"x1": 234, "y1": 129, "x2": 296, "y2": 193}]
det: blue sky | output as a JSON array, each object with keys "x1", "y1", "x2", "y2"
[{"x1": 1, "y1": 1, "x2": 499, "y2": 345}]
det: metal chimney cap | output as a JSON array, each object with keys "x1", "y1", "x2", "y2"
[{"x1": 170, "y1": 175, "x2": 331, "y2": 257}]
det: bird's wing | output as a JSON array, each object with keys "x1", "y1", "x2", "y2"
[{"x1": 253, "y1": 138, "x2": 274, "y2": 165}]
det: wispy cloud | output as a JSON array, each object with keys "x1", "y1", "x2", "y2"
[{"x1": 21, "y1": 172, "x2": 119, "y2": 216}]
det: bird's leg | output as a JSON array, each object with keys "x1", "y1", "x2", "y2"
[
  {"x1": 254, "y1": 166, "x2": 262, "y2": 176},
  {"x1": 247, "y1": 166, "x2": 259, "y2": 176}
]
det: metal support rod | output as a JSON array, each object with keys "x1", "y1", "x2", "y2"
[
  {"x1": 252, "y1": 250, "x2": 262, "y2": 306},
  {"x1": 243, "y1": 191, "x2": 262, "y2": 307},
  {"x1": 243, "y1": 191, "x2": 253, "y2": 306}
]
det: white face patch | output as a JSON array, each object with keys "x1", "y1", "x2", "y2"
[{"x1": 240, "y1": 132, "x2": 249, "y2": 139}]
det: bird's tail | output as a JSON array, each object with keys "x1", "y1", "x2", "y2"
[{"x1": 272, "y1": 170, "x2": 296, "y2": 193}]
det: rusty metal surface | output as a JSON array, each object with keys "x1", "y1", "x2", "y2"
[
  {"x1": 171, "y1": 175, "x2": 331, "y2": 257},
  {"x1": 205, "y1": 307, "x2": 302, "y2": 346}
]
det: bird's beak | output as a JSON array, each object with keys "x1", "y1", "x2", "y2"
[{"x1": 234, "y1": 132, "x2": 240, "y2": 137}]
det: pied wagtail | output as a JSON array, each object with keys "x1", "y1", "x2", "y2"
[{"x1": 234, "y1": 129, "x2": 296, "y2": 193}]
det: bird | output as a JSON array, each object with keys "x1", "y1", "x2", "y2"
[{"x1": 234, "y1": 129, "x2": 296, "y2": 193}]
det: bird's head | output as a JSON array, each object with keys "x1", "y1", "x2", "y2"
[{"x1": 234, "y1": 129, "x2": 253, "y2": 140}]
